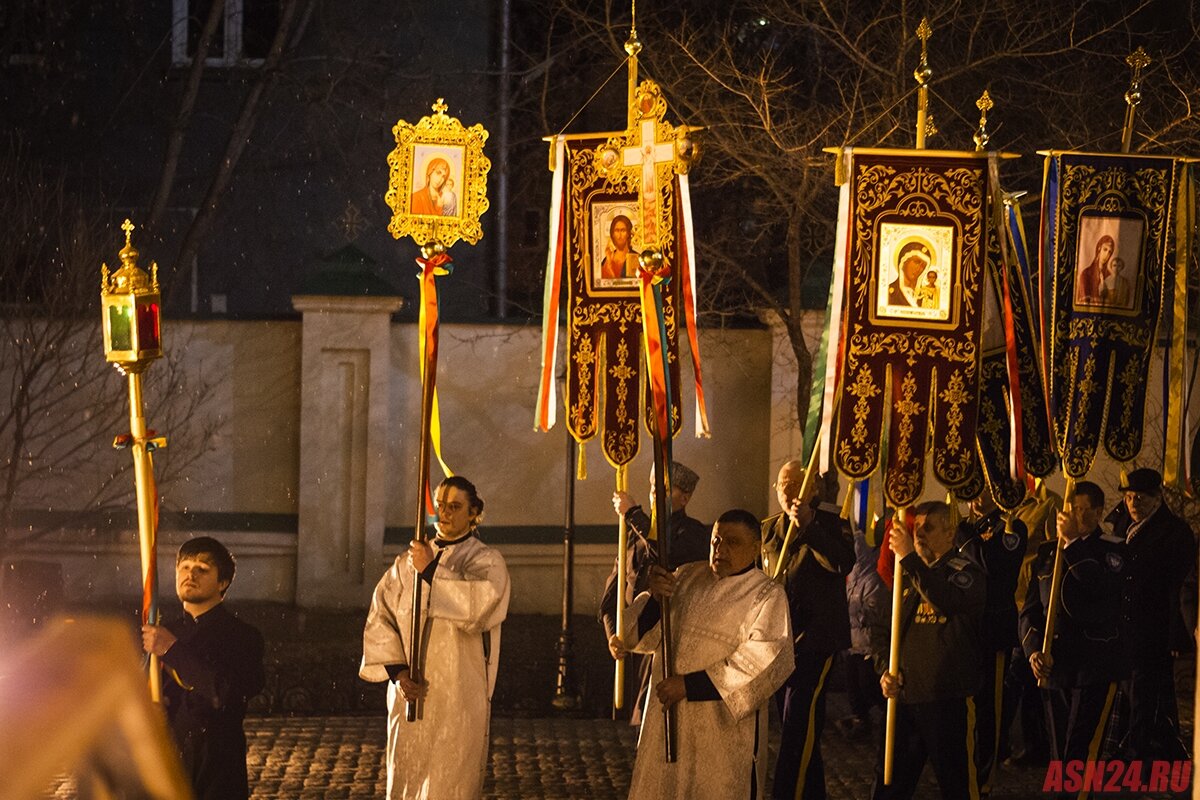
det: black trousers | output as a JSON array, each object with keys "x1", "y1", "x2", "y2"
[
  {"x1": 1120, "y1": 657, "x2": 1188, "y2": 760},
  {"x1": 972, "y1": 649, "x2": 1009, "y2": 794},
  {"x1": 772, "y1": 651, "x2": 835, "y2": 800},
  {"x1": 870, "y1": 696, "x2": 979, "y2": 800},
  {"x1": 844, "y1": 651, "x2": 885, "y2": 721},
  {"x1": 1043, "y1": 681, "x2": 1117, "y2": 763}
]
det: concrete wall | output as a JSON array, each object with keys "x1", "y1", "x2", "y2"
[{"x1": 7, "y1": 315, "x2": 779, "y2": 616}]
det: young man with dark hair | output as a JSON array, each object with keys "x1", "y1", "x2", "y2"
[{"x1": 142, "y1": 536, "x2": 265, "y2": 800}]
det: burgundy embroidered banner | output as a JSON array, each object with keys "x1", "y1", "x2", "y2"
[
  {"x1": 535, "y1": 81, "x2": 707, "y2": 468},
  {"x1": 830, "y1": 149, "x2": 993, "y2": 506}
]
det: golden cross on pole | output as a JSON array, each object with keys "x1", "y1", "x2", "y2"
[
  {"x1": 1121, "y1": 47, "x2": 1151, "y2": 153},
  {"x1": 974, "y1": 90, "x2": 994, "y2": 151},
  {"x1": 914, "y1": 17, "x2": 933, "y2": 149},
  {"x1": 121, "y1": 218, "x2": 135, "y2": 246},
  {"x1": 622, "y1": 116, "x2": 675, "y2": 248}
]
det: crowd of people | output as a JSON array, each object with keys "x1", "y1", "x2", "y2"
[
  {"x1": 594, "y1": 461, "x2": 1197, "y2": 800},
  {"x1": 139, "y1": 463, "x2": 1196, "y2": 800}
]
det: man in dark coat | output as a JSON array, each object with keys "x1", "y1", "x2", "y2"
[
  {"x1": 142, "y1": 537, "x2": 265, "y2": 800},
  {"x1": 1019, "y1": 481, "x2": 1127, "y2": 778},
  {"x1": 871, "y1": 500, "x2": 986, "y2": 800},
  {"x1": 1105, "y1": 468, "x2": 1196, "y2": 760},
  {"x1": 599, "y1": 460, "x2": 708, "y2": 722},
  {"x1": 762, "y1": 459, "x2": 855, "y2": 800}
]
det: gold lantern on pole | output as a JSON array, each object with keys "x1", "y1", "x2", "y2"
[{"x1": 101, "y1": 218, "x2": 166, "y2": 702}]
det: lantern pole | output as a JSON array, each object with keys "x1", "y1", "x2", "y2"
[{"x1": 101, "y1": 219, "x2": 165, "y2": 703}]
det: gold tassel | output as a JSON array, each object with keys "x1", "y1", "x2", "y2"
[
  {"x1": 945, "y1": 490, "x2": 961, "y2": 525},
  {"x1": 576, "y1": 440, "x2": 587, "y2": 480},
  {"x1": 841, "y1": 480, "x2": 856, "y2": 522}
]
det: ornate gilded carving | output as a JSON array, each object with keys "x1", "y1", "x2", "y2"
[{"x1": 385, "y1": 98, "x2": 491, "y2": 247}]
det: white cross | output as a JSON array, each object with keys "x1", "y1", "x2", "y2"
[{"x1": 622, "y1": 118, "x2": 675, "y2": 248}]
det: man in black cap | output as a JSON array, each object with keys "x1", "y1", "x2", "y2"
[
  {"x1": 1019, "y1": 481, "x2": 1126, "y2": 782},
  {"x1": 1106, "y1": 467, "x2": 1196, "y2": 760},
  {"x1": 599, "y1": 460, "x2": 709, "y2": 722}
]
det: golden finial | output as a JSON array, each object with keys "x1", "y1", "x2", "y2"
[
  {"x1": 1127, "y1": 46, "x2": 1151, "y2": 74},
  {"x1": 432, "y1": 98, "x2": 448, "y2": 115},
  {"x1": 119, "y1": 218, "x2": 139, "y2": 265},
  {"x1": 974, "y1": 90, "x2": 993, "y2": 151},
  {"x1": 914, "y1": 18, "x2": 932, "y2": 87},
  {"x1": 1121, "y1": 47, "x2": 1152, "y2": 153}
]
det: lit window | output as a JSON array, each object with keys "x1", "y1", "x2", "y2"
[{"x1": 171, "y1": 0, "x2": 280, "y2": 68}]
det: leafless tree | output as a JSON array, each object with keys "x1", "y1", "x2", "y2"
[
  {"x1": 0, "y1": 140, "x2": 218, "y2": 562},
  {"x1": 521, "y1": 0, "x2": 1200, "y2": 435}
]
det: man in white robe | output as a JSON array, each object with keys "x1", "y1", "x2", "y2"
[
  {"x1": 360, "y1": 477, "x2": 510, "y2": 800},
  {"x1": 622, "y1": 507, "x2": 794, "y2": 800}
]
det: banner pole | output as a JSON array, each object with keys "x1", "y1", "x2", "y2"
[
  {"x1": 1038, "y1": 477, "x2": 1076, "y2": 688},
  {"x1": 883, "y1": 506, "x2": 907, "y2": 785},
  {"x1": 613, "y1": 464, "x2": 629, "y2": 713}
]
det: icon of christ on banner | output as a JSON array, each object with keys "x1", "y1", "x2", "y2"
[{"x1": 592, "y1": 200, "x2": 641, "y2": 289}]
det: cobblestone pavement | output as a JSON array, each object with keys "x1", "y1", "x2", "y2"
[{"x1": 236, "y1": 712, "x2": 1054, "y2": 799}]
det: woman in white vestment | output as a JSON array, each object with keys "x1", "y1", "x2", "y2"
[
  {"x1": 360, "y1": 476, "x2": 510, "y2": 800},
  {"x1": 622, "y1": 508, "x2": 794, "y2": 800}
]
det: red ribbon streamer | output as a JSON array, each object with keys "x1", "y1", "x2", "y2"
[{"x1": 676, "y1": 213, "x2": 709, "y2": 436}]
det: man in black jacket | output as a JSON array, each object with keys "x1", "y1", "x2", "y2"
[
  {"x1": 1106, "y1": 468, "x2": 1196, "y2": 760},
  {"x1": 142, "y1": 537, "x2": 265, "y2": 800},
  {"x1": 763, "y1": 459, "x2": 855, "y2": 800},
  {"x1": 1019, "y1": 481, "x2": 1126, "y2": 777},
  {"x1": 871, "y1": 500, "x2": 986, "y2": 800},
  {"x1": 598, "y1": 460, "x2": 708, "y2": 722}
]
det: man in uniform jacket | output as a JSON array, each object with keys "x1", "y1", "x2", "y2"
[
  {"x1": 1105, "y1": 468, "x2": 1196, "y2": 760},
  {"x1": 871, "y1": 501, "x2": 986, "y2": 800},
  {"x1": 762, "y1": 459, "x2": 855, "y2": 800},
  {"x1": 599, "y1": 461, "x2": 709, "y2": 723},
  {"x1": 1019, "y1": 481, "x2": 1127, "y2": 779},
  {"x1": 957, "y1": 493, "x2": 1027, "y2": 793}
]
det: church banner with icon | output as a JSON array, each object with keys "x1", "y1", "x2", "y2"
[
  {"x1": 535, "y1": 80, "x2": 708, "y2": 468},
  {"x1": 1041, "y1": 151, "x2": 1192, "y2": 480},
  {"x1": 825, "y1": 148, "x2": 996, "y2": 507}
]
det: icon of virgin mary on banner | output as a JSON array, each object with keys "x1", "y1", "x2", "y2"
[
  {"x1": 534, "y1": 81, "x2": 709, "y2": 467},
  {"x1": 820, "y1": 148, "x2": 1000, "y2": 507},
  {"x1": 1041, "y1": 151, "x2": 1193, "y2": 483}
]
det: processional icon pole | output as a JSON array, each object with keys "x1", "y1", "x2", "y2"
[
  {"x1": 100, "y1": 219, "x2": 166, "y2": 703},
  {"x1": 533, "y1": 0, "x2": 708, "y2": 764},
  {"x1": 384, "y1": 98, "x2": 491, "y2": 722}
]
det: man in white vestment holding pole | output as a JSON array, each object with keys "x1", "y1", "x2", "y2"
[
  {"x1": 359, "y1": 476, "x2": 511, "y2": 800},
  {"x1": 622, "y1": 508, "x2": 794, "y2": 800}
]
